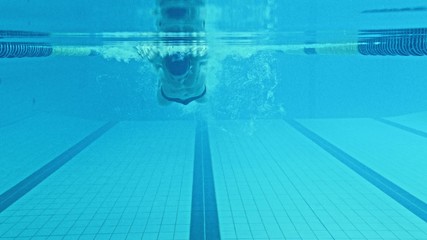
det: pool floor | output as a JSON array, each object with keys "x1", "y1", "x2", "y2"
[{"x1": 1, "y1": 113, "x2": 427, "y2": 239}]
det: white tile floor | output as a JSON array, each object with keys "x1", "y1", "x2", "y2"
[
  {"x1": 0, "y1": 114, "x2": 103, "y2": 193},
  {"x1": 1, "y1": 115, "x2": 427, "y2": 239},
  {"x1": 210, "y1": 120, "x2": 427, "y2": 240},
  {"x1": 299, "y1": 118, "x2": 427, "y2": 203},
  {"x1": 388, "y1": 112, "x2": 427, "y2": 133},
  {"x1": 0, "y1": 121, "x2": 195, "y2": 240}
]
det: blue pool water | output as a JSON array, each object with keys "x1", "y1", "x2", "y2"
[{"x1": 1, "y1": 0, "x2": 427, "y2": 239}]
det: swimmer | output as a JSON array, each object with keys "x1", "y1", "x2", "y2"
[{"x1": 141, "y1": 0, "x2": 208, "y2": 105}]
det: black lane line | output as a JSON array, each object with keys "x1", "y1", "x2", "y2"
[
  {"x1": 190, "y1": 120, "x2": 220, "y2": 240},
  {"x1": 285, "y1": 119, "x2": 427, "y2": 223},
  {"x1": 375, "y1": 118, "x2": 427, "y2": 139},
  {"x1": 0, "y1": 121, "x2": 118, "y2": 213}
]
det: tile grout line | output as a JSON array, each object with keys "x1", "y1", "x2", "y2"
[
  {"x1": 0, "y1": 121, "x2": 118, "y2": 213},
  {"x1": 190, "y1": 120, "x2": 220, "y2": 240},
  {"x1": 285, "y1": 118, "x2": 427, "y2": 223}
]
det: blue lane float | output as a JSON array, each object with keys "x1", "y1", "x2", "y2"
[
  {"x1": 1, "y1": 28, "x2": 426, "y2": 58},
  {"x1": 358, "y1": 28, "x2": 427, "y2": 56},
  {"x1": 0, "y1": 42, "x2": 53, "y2": 58}
]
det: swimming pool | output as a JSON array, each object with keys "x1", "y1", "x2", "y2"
[{"x1": 1, "y1": 0, "x2": 427, "y2": 239}]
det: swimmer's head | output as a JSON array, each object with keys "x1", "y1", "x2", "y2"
[
  {"x1": 157, "y1": 53, "x2": 207, "y2": 105},
  {"x1": 164, "y1": 53, "x2": 191, "y2": 80}
]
